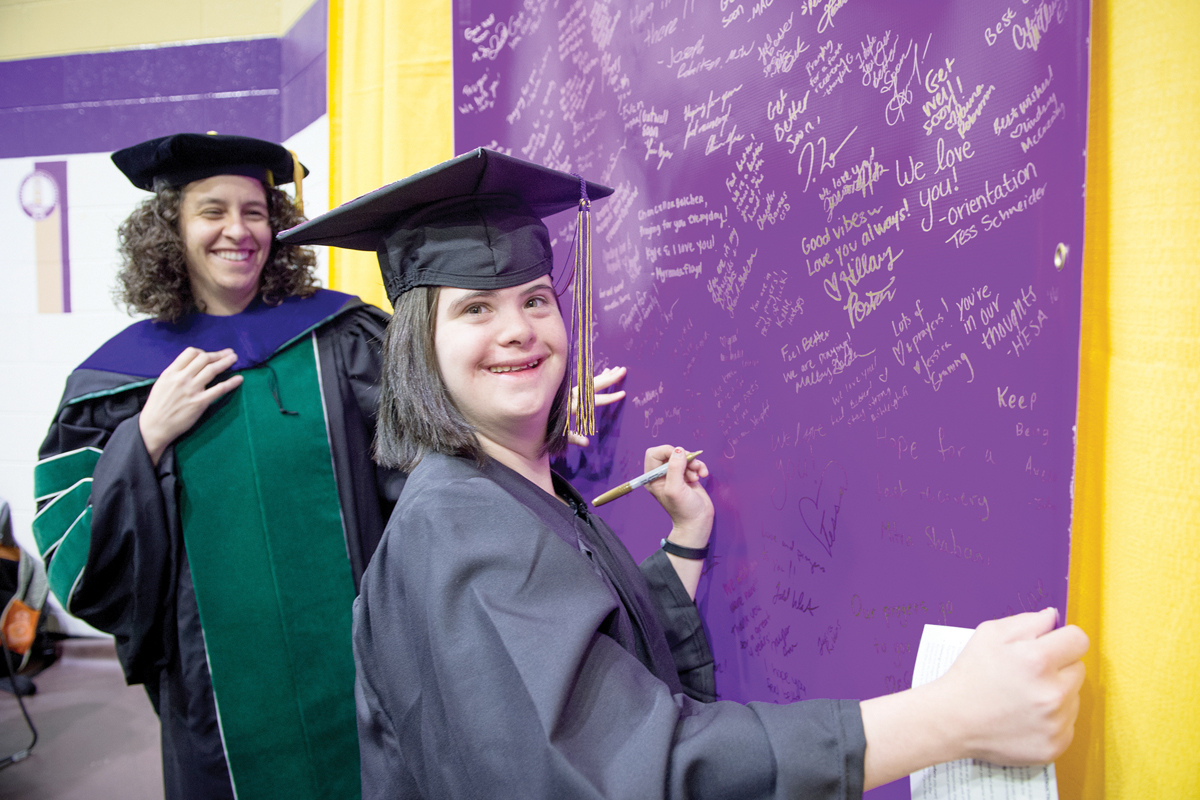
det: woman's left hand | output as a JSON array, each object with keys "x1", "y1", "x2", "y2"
[
  {"x1": 568, "y1": 366, "x2": 628, "y2": 447},
  {"x1": 643, "y1": 445, "x2": 713, "y2": 548}
]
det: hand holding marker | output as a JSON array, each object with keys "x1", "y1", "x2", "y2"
[{"x1": 592, "y1": 451, "x2": 703, "y2": 506}]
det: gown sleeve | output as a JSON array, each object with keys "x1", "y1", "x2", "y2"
[
  {"x1": 34, "y1": 380, "x2": 181, "y2": 687},
  {"x1": 354, "y1": 471, "x2": 866, "y2": 800},
  {"x1": 317, "y1": 304, "x2": 406, "y2": 584},
  {"x1": 639, "y1": 548, "x2": 717, "y2": 703}
]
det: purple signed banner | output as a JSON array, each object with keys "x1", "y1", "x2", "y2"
[{"x1": 454, "y1": 1, "x2": 1087, "y2": 793}]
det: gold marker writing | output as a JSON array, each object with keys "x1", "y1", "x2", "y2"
[{"x1": 592, "y1": 450, "x2": 703, "y2": 507}]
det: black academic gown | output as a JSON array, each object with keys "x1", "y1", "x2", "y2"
[
  {"x1": 354, "y1": 454, "x2": 866, "y2": 800},
  {"x1": 35, "y1": 291, "x2": 404, "y2": 800}
]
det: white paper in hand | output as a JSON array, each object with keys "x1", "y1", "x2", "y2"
[{"x1": 909, "y1": 624, "x2": 1058, "y2": 800}]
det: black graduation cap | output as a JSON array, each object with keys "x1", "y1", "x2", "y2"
[
  {"x1": 277, "y1": 147, "x2": 612, "y2": 301},
  {"x1": 277, "y1": 147, "x2": 614, "y2": 436},
  {"x1": 112, "y1": 132, "x2": 308, "y2": 207}
]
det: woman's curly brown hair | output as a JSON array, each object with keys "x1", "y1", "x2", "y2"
[{"x1": 114, "y1": 182, "x2": 318, "y2": 322}]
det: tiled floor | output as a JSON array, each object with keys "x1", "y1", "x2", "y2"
[{"x1": 0, "y1": 637, "x2": 162, "y2": 800}]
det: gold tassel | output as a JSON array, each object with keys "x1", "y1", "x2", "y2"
[
  {"x1": 570, "y1": 195, "x2": 596, "y2": 438},
  {"x1": 288, "y1": 149, "x2": 305, "y2": 213}
]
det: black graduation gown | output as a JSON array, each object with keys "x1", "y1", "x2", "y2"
[
  {"x1": 34, "y1": 291, "x2": 405, "y2": 800},
  {"x1": 354, "y1": 454, "x2": 866, "y2": 800}
]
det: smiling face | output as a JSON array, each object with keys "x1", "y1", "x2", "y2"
[
  {"x1": 179, "y1": 174, "x2": 273, "y2": 315},
  {"x1": 433, "y1": 278, "x2": 568, "y2": 455}
]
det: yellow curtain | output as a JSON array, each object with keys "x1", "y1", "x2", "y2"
[
  {"x1": 327, "y1": 0, "x2": 454, "y2": 310},
  {"x1": 329, "y1": 1, "x2": 1200, "y2": 795},
  {"x1": 1062, "y1": 0, "x2": 1200, "y2": 797}
]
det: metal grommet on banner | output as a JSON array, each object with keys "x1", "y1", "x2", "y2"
[{"x1": 1054, "y1": 242, "x2": 1069, "y2": 271}]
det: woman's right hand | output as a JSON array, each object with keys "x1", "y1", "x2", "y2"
[{"x1": 139, "y1": 348, "x2": 243, "y2": 466}]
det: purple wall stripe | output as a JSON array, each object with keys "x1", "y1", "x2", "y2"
[
  {"x1": 0, "y1": 39, "x2": 281, "y2": 157},
  {"x1": 281, "y1": 0, "x2": 328, "y2": 141},
  {"x1": 282, "y1": 0, "x2": 327, "y2": 86},
  {"x1": 0, "y1": 92, "x2": 285, "y2": 159},
  {"x1": 0, "y1": 0, "x2": 326, "y2": 159},
  {"x1": 36, "y1": 161, "x2": 70, "y2": 312},
  {"x1": 281, "y1": 58, "x2": 327, "y2": 143}
]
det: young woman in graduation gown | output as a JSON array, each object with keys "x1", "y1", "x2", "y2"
[
  {"x1": 281, "y1": 149, "x2": 1089, "y2": 800},
  {"x1": 33, "y1": 134, "x2": 405, "y2": 800}
]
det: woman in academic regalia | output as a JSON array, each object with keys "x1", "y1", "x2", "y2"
[
  {"x1": 281, "y1": 149, "x2": 1090, "y2": 800},
  {"x1": 33, "y1": 133, "x2": 405, "y2": 800}
]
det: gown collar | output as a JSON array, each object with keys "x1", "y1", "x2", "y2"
[
  {"x1": 78, "y1": 289, "x2": 357, "y2": 378},
  {"x1": 474, "y1": 454, "x2": 683, "y2": 692}
]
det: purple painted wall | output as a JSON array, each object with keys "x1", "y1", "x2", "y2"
[{"x1": 0, "y1": 0, "x2": 326, "y2": 158}]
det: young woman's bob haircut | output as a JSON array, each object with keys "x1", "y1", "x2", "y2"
[{"x1": 374, "y1": 284, "x2": 571, "y2": 472}]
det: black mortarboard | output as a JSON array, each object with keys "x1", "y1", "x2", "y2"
[
  {"x1": 277, "y1": 147, "x2": 614, "y2": 436},
  {"x1": 112, "y1": 132, "x2": 309, "y2": 207},
  {"x1": 277, "y1": 147, "x2": 612, "y2": 300}
]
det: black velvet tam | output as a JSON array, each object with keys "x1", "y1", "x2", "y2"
[
  {"x1": 276, "y1": 148, "x2": 613, "y2": 304},
  {"x1": 112, "y1": 133, "x2": 309, "y2": 192}
]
